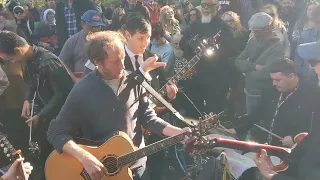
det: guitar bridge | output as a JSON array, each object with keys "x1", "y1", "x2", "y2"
[{"x1": 80, "y1": 169, "x2": 91, "y2": 180}]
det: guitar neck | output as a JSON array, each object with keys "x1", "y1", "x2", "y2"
[
  {"x1": 118, "y1": 132, "x2": 189, "y2": 167},
  {"x1": 154, "y1": 54, "x2": 202, "y2": 98},
  {"x1": 214, "y1": 138, "x2": 291, "y2": 160}
]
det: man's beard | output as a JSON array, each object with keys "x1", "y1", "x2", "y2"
[{"x1": 201, "y1": 14, "x2": 212, "y2": 23}]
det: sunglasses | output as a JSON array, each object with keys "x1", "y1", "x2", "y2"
[
  {"x1": 309, "y1": 59, "x2": 320, "y2": 67},
  {"x1": 14, "y1": 11, "x2": 24, "y2": 15}
]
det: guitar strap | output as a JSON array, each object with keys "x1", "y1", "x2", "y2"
[
  {"x1": 267, "y1": 85, "x2": 299, "y2": 144},
  {"x1": 133, "y1": 73, "x2": 185, "y2": 121}
]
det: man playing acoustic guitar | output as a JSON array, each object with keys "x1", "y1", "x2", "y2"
[{"x1": 47, "y1": 31, "x2": 190, "y2": 180}]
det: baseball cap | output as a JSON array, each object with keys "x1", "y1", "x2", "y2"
[
  {"x1": 298, "y1": 40, "x2": 320, "y2": 60},
  {"x1": 13, "y1": 5, "x2": 24, "y2": 12},
  {"x1": 81, "y1": 10, "x2": 105, "y2": 27},
  {"x1": 248, "y1": 12, "x2": 273, "y2": 31}
]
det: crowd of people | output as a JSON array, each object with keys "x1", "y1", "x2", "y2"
[{"x1": 0, "y1": 0, "x2": 320, "y2": 179}]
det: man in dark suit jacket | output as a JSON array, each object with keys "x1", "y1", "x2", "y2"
[
  {"x1": 123, "y1": 15, "x2": 179, "y2": 180},
  {"x1": 125, "y1": 15, "x2": 178, "y2": 95},
  {"x1": 55, "y1": 0, "x2": 95, "y2": 53},
  {"x1": 83, "y1": 14, "x2": 178, "y2": 99}
]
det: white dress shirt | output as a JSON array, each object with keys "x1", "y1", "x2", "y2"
[{"x1": 125, "y1": 45, "x2": 152, "y2": 81}]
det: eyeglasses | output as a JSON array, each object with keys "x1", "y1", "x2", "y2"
[
  {"x1": 309, "y1": 59, "x2": 320, "y2": 67},
  {"x1": 190, "y1": 13, "x2": 196, "y2": 16},
  {"x1": 14, "y1": 11, "x2": 24, "y2": 15},
  {"x1": 201, "y1": 3, "x2": 217, "y2": 8}
]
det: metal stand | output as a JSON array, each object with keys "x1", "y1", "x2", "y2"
[{"x1": 28, "y1": 92, "x2": 40, "y2": 157}]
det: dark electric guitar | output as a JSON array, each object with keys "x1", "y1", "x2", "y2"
[
  {"x1": 0, "y1": 132, "x2": 28, "y2": 179},
  {"x1": 150, "y1": 31, "x2": 221, "y2": 112}
]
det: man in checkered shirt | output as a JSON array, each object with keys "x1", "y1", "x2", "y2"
[{"x1": 55, "y1": 0, "x2": 95, "y2": 52}]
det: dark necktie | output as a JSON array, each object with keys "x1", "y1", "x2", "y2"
[{"x1": 134, "y1": 55, "x2": 140, "y2": 70}]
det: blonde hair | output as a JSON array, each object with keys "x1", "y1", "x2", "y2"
[
  {"x1": 160, "y1": 6, "x2": 179, "y2": 34},
  {"x1": 261, "y1": 4, "x2": 284, "y2": 30},
  {"x1": 221, "y1": 11, "x2": 246, "y2": 37}
]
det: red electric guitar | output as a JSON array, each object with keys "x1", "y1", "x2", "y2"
[{"x1": 186, "y1": 132, "x2": 308, "y2": 172}]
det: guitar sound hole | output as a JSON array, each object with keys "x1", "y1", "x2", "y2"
[{"x1": 103, "y1": 156, "x2": 119, "y2": 175}]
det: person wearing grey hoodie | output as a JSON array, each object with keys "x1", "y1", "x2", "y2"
[{"x1": 235, "y1": 12, "x2": 284, "y2": 114}]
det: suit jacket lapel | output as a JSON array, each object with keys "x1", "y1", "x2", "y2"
[{"x1": 124, "y1": 50, "x2": 134, "y2": 71}]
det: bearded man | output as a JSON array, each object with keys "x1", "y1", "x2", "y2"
[{"x1": 179, "y1": 0, "x2": 235, "y2": 117}]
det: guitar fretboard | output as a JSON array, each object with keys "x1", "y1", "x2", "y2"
[
  {"x1": 118, "y1": 131, "x2": 189, "y2": 167},
  {"x1": 150, "y1": 53, "x2": 202, "y2": 106}
]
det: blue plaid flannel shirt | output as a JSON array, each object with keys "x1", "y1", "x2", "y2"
[{"x1": 64, "y1": 4, "x2": 78, "y2": 37}]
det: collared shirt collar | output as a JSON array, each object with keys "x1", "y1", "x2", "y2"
[{"x1": 125, "y1": 45, "x2": 143, "y2": 58}]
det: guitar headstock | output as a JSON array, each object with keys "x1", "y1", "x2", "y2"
[
  {"x1": 188, "y1": 30, "x2": 221, "y2": 56},
  {"x1": 184, "y1": 136, "x2": 217, "y2": 156},
  {"x1": 0, "y1": 133, "x2": 28, "y2": 180},
  {"x1": 0, "y1": 132, "x2": 19, "y2": 162},
  {"x1": 197, "y1": 111, "x2": 225, "y2": 136}
]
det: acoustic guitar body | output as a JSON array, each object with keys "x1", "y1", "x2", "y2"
[{"x1": 45, "y1": 132, "x2": 136, "y2": 180}]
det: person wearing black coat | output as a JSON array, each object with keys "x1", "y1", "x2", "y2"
[
  {"x1": 0, "y1": 31, "x2": 74, "y2": 179},
  {"x1": 253, "y1": 83, "x2": 320, "y2": 180},
  {"x1": 55, "y1": 0, "x2": 95, "y2": 53},
  {"x1": 179, "y1": 0, "x2": 236, "y2": 118},
  {"x1": 227, "y1": 59, "x2": 320, "y2": 147},
  {"x1": 253, "y1": 24, "x2": 320, "y2": 180}
]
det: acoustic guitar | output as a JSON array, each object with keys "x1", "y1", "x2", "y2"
[
  {"x1": 45, "y1": 131, "x2": 191, "y2": 180},
  {"x1": 0, "y1": 132, "x2": 28, "y2": 180},
  {"x1": 186, "y1": 132, "x2": 308, "y2": 173}
]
